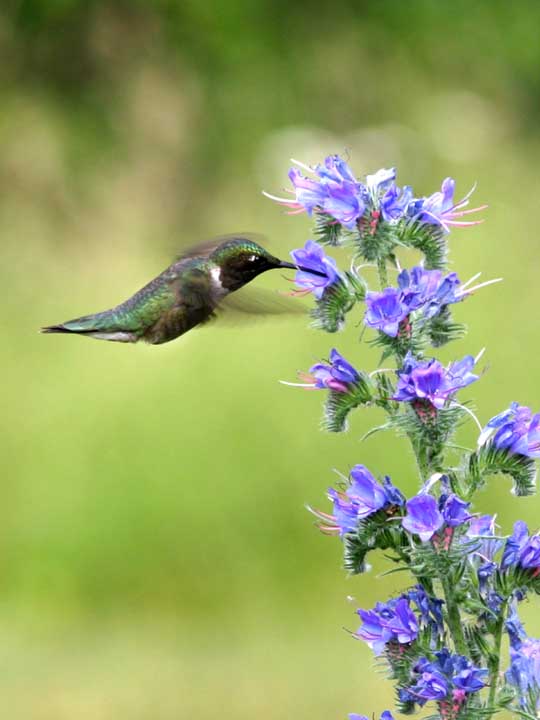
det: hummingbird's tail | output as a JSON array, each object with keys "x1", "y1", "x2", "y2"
[{"x1": 41, "y1": 313, "x2": 137, "y2": 343}]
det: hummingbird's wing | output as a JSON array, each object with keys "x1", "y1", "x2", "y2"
[{"x1": 216, "y1": 286, "x2": 308, "y2": 319}]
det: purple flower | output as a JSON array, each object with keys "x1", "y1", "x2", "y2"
[
  {"x1": 398, "y1": 266, "x2": 462, "y2": 318},
  {"x1": 327, "y1": 489, "x2": 359, "y2": 536},
  {"x1": 366, "y1": 167, "x2": 396, "y2": 193},
  {"x1": 320, "y1": 468, "x2": 404, "y2": 536},
  {"x1": 405, "y1": 660, "x2": 449, "y2": 705},
  {"x1": 393, "y1": 353, "x2": 478, "y2": 409},
  {"x1": 477, "y1": 561, "x2": 497, "y2": 593},
  {"x1": 300, "y1": 348, "x2": 360, "y2": 393},
  {"x1": 380, "y1": 183, "x2": 413, "y2": 222},
  {"x1": 502, "y1": 521, "x2": 530, "y2": 570},
  {"x1": 409, "y1": 177, "x2": 486, "y2": 233},
  {"x1": 466, "y1": 514, "x2": 501, "y2": 561},
  {"x1": 500, "y1": 521, "x2": 540, "y2": 572},
  {"x1": 408, "y1": 585, "x2": 444, "y2": 639},
  {"x1": 265, "y1": 156, "x2": 366, "y2": 229},
  {"x1": 316, "y1": 469, "x2": 402, "y2": 536},
  {"x1": 365, "y1": 288, "x2": 408, "y2": 337},
  {"x1": 349, "y1": 713, "x2": 394, "y2": 720},
  {"x1": 356, "y1": 606, "x2": 393, "y2": 654},
  {"x1": 356, "y1": 596, "x2": 419, "y2": 654},
  {"x1": 289, "y1": 240, "x2": 342, "y2": 299},
  {"x1": 451, "y1": 657, "x2": 488, "y2": 693},
  {"x1": 402, "y1": 494, "x2": 444, "y2": 542},
  {"x1": 398, "y1": 267, "x2": 443, "y2": 311},
  {"x1": 479, "y1": 402, "x2": 540, "y2": 459},
  {"x1": 440, "y1": 494, "x2": 471, "y2": 527},
  {"x1": 519, "y1": 535, "x2": 540, "y2": 569},
  {"x1": 506, "y1": 606, "x2": 540, "y2": 711},
  {"x1": 381, "y1": 476, "x2": 406, "y2": 507},
  {"x1": 403, "y1": 650, "x2": 487, "y2": 708},
  {"x1": 347, "y1": 465, "x2": 390, "y2": 519}
]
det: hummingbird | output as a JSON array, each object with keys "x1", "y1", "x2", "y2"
[{"x1": 41, "y1": 235, "x2": 324, "y2": 345}]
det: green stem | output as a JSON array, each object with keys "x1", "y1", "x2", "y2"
[
  {"x1": 487, "y1": 600, "x2": 508, "y2": 715},
  {"x1": 441, "y1": 575, "x2": 468, "y2": 655},
  {"x1": 376, "y1": 256, "x2": 388, "y2": 289}
]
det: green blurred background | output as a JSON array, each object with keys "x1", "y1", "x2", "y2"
[{"x1": 2, "y1": 1, "x2": 540, "y2": 717}]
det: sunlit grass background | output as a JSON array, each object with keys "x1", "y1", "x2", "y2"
[{"x1": 2, "y1": 1, "x2": 540, "y2": 717}]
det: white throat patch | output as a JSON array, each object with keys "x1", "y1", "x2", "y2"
[{"x1": 210, "y1": 265, "x2": 223, "y2": 288}]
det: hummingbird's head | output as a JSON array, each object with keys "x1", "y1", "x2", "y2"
[{"x1": 210, "y1": 238, "x2": 325, "y2": 291}]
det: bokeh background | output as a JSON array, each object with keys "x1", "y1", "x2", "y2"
[{"x1": 2, "y1": 1, "x2": 540, "y2": 718}]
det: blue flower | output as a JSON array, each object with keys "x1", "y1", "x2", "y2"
[
  {"x1": 451, "y1": 656, "x2": 488, "y2": 693},
  {"x1": 349, "y1": 713, "x2": 394, "y2": 720},
  {"x1": 404, "y1": 665, "x2": 449, "y2": 705},
  {"x1": 478, "y1": 402, "x2": 540, "y2": 459},
  {"x1": 501, "y1": 521, "x2": 530, "y2": 570},
  {"x1": 477, "y1": 561, "x2": 497, "y2": 595},
  {"x1": 408, "y1": 585, "x2": 444, "y2": 639},
  {"x1": 300, "y1": 348, "x2": 360, "y2": 393},
  {"x1": 356, "y1": 596, "x2": 419, "y2": 654},
  {"x1": 326, "y1": 489, "x2": 359, "y2": 536},
  {"x1": 402, "y1": 494, "x2": 444, "y2": 542},
  {"x1": 398, "y1": 266, "x2": 462, "y2": 318},
  {"x1": 347, "y1": 465, "x2": 393, "y2": 519},
  {"x1": 366, "y1": 167, "x2": 396, "y2": 193},
  {"x1": 393, "y1": 353, "x2": 478, "y2": 409},
  {"x1": 466, "y1": 514, "x2": 501, "y2": 560},
  {"x1": 500, "y1": 521, "x2": 540, "y2": 573},
  {"x1": 380, "y1": 183, "x2": 413, "y2": 222},
  {"x1": 321, "y1": 468, "x2": 404, "y2": 536},
  {"x1": 506, "y1": 606, "x2": 540, "y2": 712},
  {"x1": 289, "y1": 240, "x2": 342, "y2": 299},
  {"x1": 519, "y1": 535, "x2": 540, "y2": 569},
  {"x1": 403, "y1": 650, "x2": 487, "y2": 708},
  {"x1": 381, "y1": 476, "x2": 406, "y2": 507},
  {"x1": 409, "y1": 177, "x2": 486, "y2": 233},
  {"x1": 440, "y1": 494, "x2": 471, "y2": 527},
  {"x1": 363, "y1": 267, "x2": 468, "y2": 338},
  {"x1": 365, "y1": 288, "x2": 408, "y2": 337},
  {"x1": 266, "y1": 156, "x2": 366, "y2": 229}
]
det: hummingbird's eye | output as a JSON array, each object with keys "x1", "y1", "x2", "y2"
[{"x1": 248, "y1": 254, "x2": 257, "y2": 262}]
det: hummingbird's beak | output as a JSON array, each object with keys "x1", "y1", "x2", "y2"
[{"x1": 278, "y1": 260, "x2": 327, "y2": 278}]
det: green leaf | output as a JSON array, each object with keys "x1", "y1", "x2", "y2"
[
  {"x1": 313, "y1": 212, "x2": 345, "y2": 246},
  {"x1": 428, "y1": 305, "x2": 467, "y2": 348},
  {"x1": 321, "y1": 373, "x2": 374, "y2": 432},
  {"x1": 310, "y1": 278, "x2": 356, "y2": 333},
  {"x1": 399, "y1": 219, "x2": 447, "y2": 270},
  {"x1": 467, "y1": 443, "x2": 537, "y2": 497}
]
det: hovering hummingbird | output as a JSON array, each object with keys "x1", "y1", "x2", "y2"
[{"x1": 41, "y1": 235, "x2": 323, "y2": 345}]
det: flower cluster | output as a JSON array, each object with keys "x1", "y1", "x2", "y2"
[
  {"x1": 479, "y1": 402, "x2": 540, "y2": 459},
  {"x1": 289, "y1": 239, "x2": 343, "y2": 299},
  {"x1": 502, "y1": 521, "x2": 540, "y2": 573},
  {"x1": 291, "y1": 348, "x2": 360, "y2": 393},
  {"x1": 364, "y1": 266, "x2": 463, "y2": 337},
  {"x1": 402, "y1": 491, "x2": 471, "y2": 542},
  {"x1": 266, "y1": 154, "x2": 540, "y2": 720},
  {"x1": 400, "y1": 649, "x2": 487, "y2": 709},
  {"x1": 506, "y1": 605, "x2": 540, "y2": 714},
  {"x1": 265, "y1": 155, "x2": 486, "y2": 234},
  {"x1": 319, "y1": 465, "x2": 404, "y2": 536},
  {"x1": 393, "y1": 352, "x2": 478, "y2": 409},
  {"x1": 356, "y1": 595, "x2": 419, "y2": 654}
]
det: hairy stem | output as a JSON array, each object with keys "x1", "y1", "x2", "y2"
[
  {"x1": 487, "y1": 600, "x2": 508, "y2": 715},
  {"x1": 377, "y1": 256, "x2": 388, "y2": 289},
  {"x1": 441, "y1": 575, "x2": 468, "y2": 656}
]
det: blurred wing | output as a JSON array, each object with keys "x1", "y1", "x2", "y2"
[
  {"x1": 217, "y1": 286, "x2": 309, "y2": 320},
  {"x1": 175, "y1": 233, "x2": 268, "y2": 261}
]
